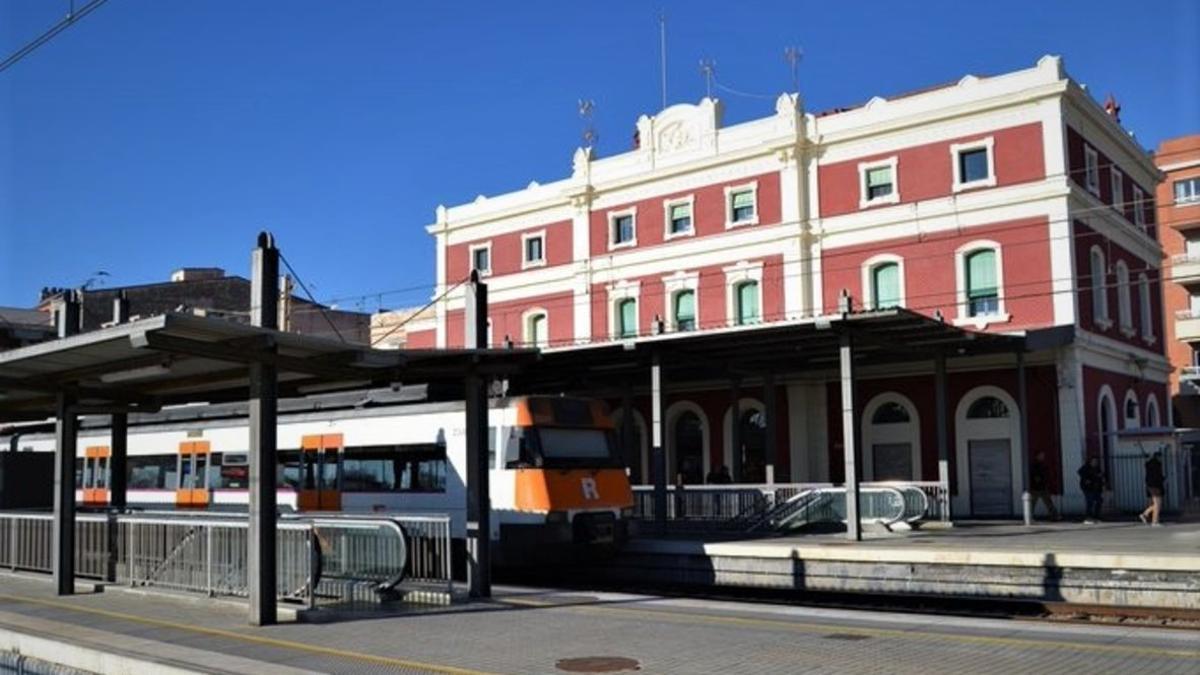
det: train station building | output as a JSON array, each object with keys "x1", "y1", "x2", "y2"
[{"x1": 410, "y1": 55, "x2": 1171, "y2": 517}]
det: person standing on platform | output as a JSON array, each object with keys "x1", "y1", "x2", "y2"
[
  {"x1": 1029, "y1": 452, "x2": 1060, "y2": 521},
  {"x1": 1077, "y1": 456, "x2": 1104, "y2": 523},
  {"x1": 1139, "y1": 452, "x2": 1165, "y2": 527}
]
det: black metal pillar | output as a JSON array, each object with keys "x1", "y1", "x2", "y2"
[
  {"x1": 109, "y1": 414, "x2": 127, "y2": 510},
  {"x1": 651, "y1": 353, "x2": 667, "y2": 535},
  {"x1": 52, "y1": 392, "x2": 77, "y2": 595},
  {"x1": 1017, "y1": 350, "x2": 1031, "y2": 526},
  {"x1": 729, "y1": 376, "x2": 742, "y2": 482},
  {"x1": 464, "y1": 271, "x2": 491, "y2": 598},
  {"x1": 764, "y1": 372, "x2": 777, "y2": 485},
  {"x1": 248, "y1": 232, "x2": 279, "y2": 626},
  {"x1": 839, "y1": 331, "x2": 861, "y2": 541},
  {"x1": 934, "y1": 353, "x2": 950, "y2": 520}
]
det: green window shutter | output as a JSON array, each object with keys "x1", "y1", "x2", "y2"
[
  {"x1": 866, "y1": 167, "x2": 891, "y2": 188},
  {"x1": 872, "y1": 263, "x2": 900, "y2": 309},
  {"x1": 737, "y1": 282, "x2": 759, "y2": 324},
  {"x1": 619, "y1": 299, "x2": 637, "y2": 338},
  {"x1": 670, "y1": 203, "x2": 690, "y2": 220},
  {"x1": 732, "y1": 191, "x2": 754, "y2": 209},
  {"x1": 674, "y1": 291, "x2": 695, "y2": 329},
  {"x1": 966, "y1": 250, "x2": 997, "y2": 297}
]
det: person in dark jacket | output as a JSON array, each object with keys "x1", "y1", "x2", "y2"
[
  {"x1": 1029, "y1": 452, "x2": 1060, "y2": 521},
  {"x1": 1077, "y1": 456, "x2": 1104, "y2": 523},
  {"x1": 1139, "y1": 452, "x2": 1165, "y2": 526}
]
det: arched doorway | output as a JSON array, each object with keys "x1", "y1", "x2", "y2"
[
  {"x1": 862, "y1": 393, "x2": 921, "y2": 481},
  {"x1": 612, "y1": 408, "x2": 648, "y2": 484},
  {"x1": 671, "y1": 412, "x2": 705, "y2": 484},
  {"x1": 1097, "y1": 388, "x2": 1117, "y2": 486},
  {"x1": 722, "y1": 399, "x2": 766, "y2": 482},
  {"x1": 955, "y1": 387, "x2": 1022, "y2": 517}
]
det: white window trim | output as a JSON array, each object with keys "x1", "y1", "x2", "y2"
[
  {"x1": 468, "y1": 241, "x2": 492, "y2": 277},
  {"x1": 1133, "y1": 187, "x2": 1146, "y2": 227},
  {"x1": 520, "y1": 230, "x2": 547, "y2": 269},
  {"x1": 858, "y1": 156, "x2": 900, "y2": 209},
  {"x1": 1116, "y1": 260, "x2": 1133, "y2": 335},
  {"x1": 662, "y1": 271, "x2": 700, "y2": 331},
  {"x1": 1089, "y1": 245, "x2": 1112, "y2": 330},
  {"x1": 860, "y1": 253, "x2": 906, "y2": 310},
  {"x1": 663, "y1": 194, "x2": 696, "y2": 240},
  {"x1": 608, "y1": 280, "x2": 641, "y2": 340},
  {"x1": 723, "y1": 261, "x2": 764, "y2": 326},
  {"x1": 521, "y1": 307, "x2": 549, "y2": 348},
  {"x1": 1122, "y1": 390, "x2": 1141, "y2": 429},
  {"x1": 607, "y1": 206, "x2": 638, "y2": 251},
  {"x1": 724, "y1": 181, "x2": 759, "y2": 229},
  {"x1": 1138, "y1": 273, "x2": 1156, "y2": 343},
  {"x1": 1110, "y1": 167, "x2": 1124, "y2": 214},
  {"x1": 1177, "y1": 178, "x2": 1200, "y2": 207},
  {"x1": 950, "y1": 137, "x2": 997, "y2": 193},
  {"x1": 953, "y1": 240, "x2": 1010, "y2": 329},
  {"x1": 1084, "y1": 144, "x2": 1100, "y2": 196}
]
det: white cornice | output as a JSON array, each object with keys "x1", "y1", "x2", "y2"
[{"x1": 1067, "y1": 190, "x2": 1164, "y2": 264}]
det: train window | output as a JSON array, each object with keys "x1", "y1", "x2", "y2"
[
  {"x1": 128, "y1": 455, "x2": 177, "y2": 489},
  {"x1": 277, "y1": 451, "x2": 302, "y2": 489},
  {"x1": 341, "y1": 445, "x2": 446, "y2": 493},
  {"x1": 487, "y1": 426, "x2": 497, "y2": 469},
  {"x1": 503, "y1": 427, "x2": 535, "y2": 468}
]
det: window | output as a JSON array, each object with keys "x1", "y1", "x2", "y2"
[
  {"x1": 665, "y1": 198, "x2": 693, "y2": 237},
  {"x1": 964, "y1": 249, "x2": 999, "y2": 317},
  {"x1": 1124, "y1": 395, "x2": 1140, "y2": 429},
  {"x1": 951, "y1": 138, "x2": 995, "y2": 191},
  {"x1": 1090, "y1": 247, "x2": 1109, "y2": 326},
  {"x1": 1116, "y1": 261, "x2": 1132, "y2": 332},
  {"x1": 525, "y1": 311, "x2": 548, "y2": 347},
  {"x1": 470, "y1": 244, "x2": 491, "y2": 276},
  {"x1": 967, "y1": 396, "x2": 1010, "y2": 419},
  {"x1": 1146, "y1": 396, "x2": 1161, "y2": 428},
  {"x1": 859, "y1": 158, "x2": 898, "y2": 207},
  {"x1": 673, "y1": 290, "x2": 696, "y2": 331},
  {"x1": 1139, "y1": 274, "x2": 1155, "y2": 341},
  {"x1": 616, "y1": 298, "x2": 637, "y2": 338},
  {"x1": 1111, "y1": 168, "x2": 1124, "y2": 212},
  {"x1": 735, "y1": 281, "x2": 760, "y2": 325},
  {"x1": 870, "y1": 262, "x2": 901, "y2": 309},
  {"x1": 1177, "y1": 177, "x2": 1200, "y2": 206},
  {"x1": 522, "y1": 232, "x2": 545, "y2": 267},
  {"x1": 1134, "y1": 187, "x2": 1146, "y2": 227},
  {"x1": 1084, "y1": 145, "x2": 1100, "y2": 194},
  {"x1": 725, "y1": 183, "x2": 758, "y2": 227},
  {"x1": 609, "y1": 209, "x2": 637, "y2": 248},
  {"x1": 871, "y1": 401, "x2": 911, "y2": 424},
  {"x1": 341, "y1": 445, "x2": 447, "y2": 493}
]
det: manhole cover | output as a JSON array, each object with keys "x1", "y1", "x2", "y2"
[
  {"x1": 555, "y1": 656, "x2": 641, "y2": 673},
  {"x1": 822, "y1": 633, "x2": 872, "y2": 641}
]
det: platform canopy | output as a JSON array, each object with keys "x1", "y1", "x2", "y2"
[{"x1": 0, "y1": 312, "x2": 536, "y2": 423}]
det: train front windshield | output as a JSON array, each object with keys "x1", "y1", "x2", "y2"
[{"x1": 536, "y1": 428, "x2": 616, "y2": 461}]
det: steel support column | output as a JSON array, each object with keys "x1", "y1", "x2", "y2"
[
  {"x1": 52, "y1": 392, "x2": 77, "y2": 595},
  {"x1": 651, "y1": 354, "x2": 667, "y2": 535},
  {"x1": 764, "y1": 372, "x2": 777, "y2": 485},
  {"x1": 934, "y1": 352, "x2": 950, "y2": 521},
  {"x1": 840, "y1": 331, "x2": 861, "y2": 541},
  {"x1": 729, "y1": 376, "x2": 742, "y2": 481},
  {"x1": 248, "y1": 232, "x2": 279, "y2": 626},
  {"x1": 1017, "y1": 350, "x2": 1032, "y2": 526},
  {"x1": 464, "y1": 271, "x2": 491, "y2": 598},
  {"x1": 109, "y1": 413, "x2": 127, "y2": 510}
]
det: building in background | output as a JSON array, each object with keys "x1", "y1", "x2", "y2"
[
  {"x1": 1158, "y1": 135, "x2": 1200, "y2": 426},
  {"x1": 412, "y1": 56, "x2": 1169, "y2": 517},
  {"x1": 0, "y1": 307, "x2": 55, "y2": 350},
  {"x1": 34, "y1": 267, "x2": 371, "y2": 344},
  {"x1": 370, "y1": 305, "x2": 436, "y2": 349}
]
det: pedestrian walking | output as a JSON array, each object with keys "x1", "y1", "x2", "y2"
[
  {"x1": 1139, "y1": 452, "x2": 1165, "y2": 526},
  {"x1": 1029, "y1": 452, "x2": 1060, "y2": 520},
  {"x1": 1077, "y1": 456, "x2": 1104, "y2": 523}
]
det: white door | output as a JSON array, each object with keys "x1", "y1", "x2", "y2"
[{"x1": 969, "y1": 439, "x2": 1012, "y2": 517}]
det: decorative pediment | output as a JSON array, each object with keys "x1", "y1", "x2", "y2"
[{"x1": 635, "y1": 98, "x2": 724, "y2": 165}]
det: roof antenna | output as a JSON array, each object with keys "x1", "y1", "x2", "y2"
[
  {"x1": 659, "y1": 11, "x2": 668, "y2": 110},
  {"x1": 784, "y1": 46, "x2": 803, "y2": 94},
  {"x1": 699, "y1": 58, "x2": 716, "y2": 99},
  {"x1": 578, "y1": 99, "x2": 598, "y2": 148}
]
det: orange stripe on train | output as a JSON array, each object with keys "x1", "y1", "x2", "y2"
[{"x1": 514, "y1": 468, "x2": 634, "y2": 512}]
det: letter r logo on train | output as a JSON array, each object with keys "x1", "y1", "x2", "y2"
[{"x1": 580, "y1": 477, "x2": 599, "y2": 500}]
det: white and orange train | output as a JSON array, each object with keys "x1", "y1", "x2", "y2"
[{"x1": 1, "y1": 391, "x2": 635, "y2": 563}]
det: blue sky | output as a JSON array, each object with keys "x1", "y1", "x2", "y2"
[{"x1": 1, "y1": 1, "x2": 1197, "y2": 310}]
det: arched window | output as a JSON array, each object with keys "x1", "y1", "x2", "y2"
[
  {"x1": 967, "y1": 396, "x2": 1009, "y2": 419},
  {"x1": 964, "y1": 249, "x2": 999, "y2": 317},
  {"x1": 735, "y1": 281, "x2": 760, "y2": 325},
  {"x1": 1138, "y1": 274, "x2": 1154, "y2": 340},
  {"x1": 1098, "y1": 391, "x2": 1116, "y2": 482},
  {"x1": 525, "y1": 312, "x2": 548, "y2": 348},
  {"x1": 1090, "y1": 247, "x2": 1109, "y2": 324},
  {"x1": 1145, "y1": 395, "x2": 1161, "y2": 428},
  {"x1": 871, "y1": 401, "x2": 911, "y2": 424},
  {"x1": 1116, "y1": 261, "x2": 1132, "y2": 330},
  {"x1": 737, "y1": 409, "x2": 767, "y2": 483},
  {"x1": 673, "y1": 290, "x2": 696, "y2": 331},
  {"x1": 871, "y1": 262, "x2": 901, "y2": 310},
  {"x1": 864, "y1": 394, "x2": 920, "y2": 481},
  {"x1": 672, "y1": 411, "x2": 705, "y2": 484},
  {"x1": 1124, "y1": 393, "x2": 1140, "y2": 429},
  {"x1": 616, "y1": 298, "x2": 637, "y2": 339}
]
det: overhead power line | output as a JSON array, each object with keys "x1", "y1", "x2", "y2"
[{"x1": 0, "y1": 0, "x2": 110, "y2": 75}]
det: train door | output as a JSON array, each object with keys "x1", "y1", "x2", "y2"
[
  {"x1": 82, "y1": 446, "x2": 110, "y2": 507},
  {"x1": 299, "y1": 434, "x2": 342, "y2": 511},
  {"x1": 175, "y1": 441, "x2": 211, "y2": 508}
]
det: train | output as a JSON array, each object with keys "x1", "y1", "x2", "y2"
[{"x1": 0, "y1": 388, "x2": 636, "y2": 565}]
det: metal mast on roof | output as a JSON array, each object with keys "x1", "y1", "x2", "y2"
[
  {"x1": 578, "y1": 98, "x2": 598, "y2": 148},
  {"x1": 699, "y1": 58, "x2": 716, "y2": 99},
  {"x1": 659, "y1": 11, "x2": 668, "y2": 109},
  {"x1": 784, "y1": 46, "x2": 803, "y2": 94}
]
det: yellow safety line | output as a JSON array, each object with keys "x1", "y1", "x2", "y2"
[
  {"x1": 0, "y1": 592, "x2": 496, "y2": 675},
  {"x1": 502, "y1": 597, "x2": 1200, "y2": 661}
]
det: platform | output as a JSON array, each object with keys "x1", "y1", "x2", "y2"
[
  {"x1": 0, "y1": 573, "x2": 1197, "y2": 674},
  {"x1": 610, "y1": 520, "x2": 1200, "y2": 610}
]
